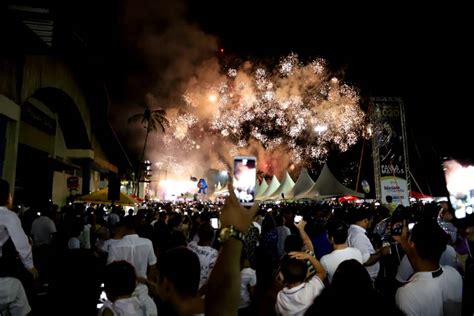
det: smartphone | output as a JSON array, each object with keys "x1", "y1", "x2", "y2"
[
  {"x1": 211, "y1": 218, "x2": 219, "y2": 229},
  {"x1": 391, "y1": 222, "x2": 403, "y2": 235},
  {"x1": 294, "y1": 215, "x2": 303, "y2": 224},
  {"x1": 233, "y1": 156, "x2": 257, "y2": 206}
]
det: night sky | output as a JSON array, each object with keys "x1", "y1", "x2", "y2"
[
  {"x1": 188, "y1": 2, "x2": 472, "y2": 157},
  {"x1": 14, "y1": 0, "x2": 470, "y2": 196},
  {"x1": 185, "y1": 2, "x2": 473, "y2": 195}
]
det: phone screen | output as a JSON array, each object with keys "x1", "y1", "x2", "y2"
[
  {"x1": 233, "y1": 156, "x2": 257, "y2": 206},
  {"x1": 443, "y1": 159, "x2": 474, "y2": 219},
  {"x1": 294, "y1": 215, "x2": 302, "y2": 224},
  {"x1": 211, "y1": 218, "x2": 219, "y2": 229}
]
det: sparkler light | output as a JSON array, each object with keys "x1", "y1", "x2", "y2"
[{"x1": 314, "y1": 124, "x2": 328, "y2": 133}]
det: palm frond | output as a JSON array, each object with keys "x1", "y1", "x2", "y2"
[
  {"x1": 151, "y1": 109, "x2": 167, "y2": 116},
  {"x1": 128, "y1": 113, "x2": 144, "y2": 124},
  {"x1": 148, "y1": 120, "x2": 158, "y2": 132},
  {"x1": 147, "y1": 114, "x2": 169, "y2": 133},
  {"x1": 157, "y1": 120, "x2": 167, "y2": 133}
]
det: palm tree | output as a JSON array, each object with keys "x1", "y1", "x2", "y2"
[{"x1": 128, "y1": 95, "x2": 169, "y2": 196}]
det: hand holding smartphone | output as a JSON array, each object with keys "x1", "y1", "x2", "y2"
[{"x1": 233, "y1": 156, "x2": 257, "y2": 206}]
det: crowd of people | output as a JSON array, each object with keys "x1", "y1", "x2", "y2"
[{"x1": 1, "y1": 177, "x2": 473, "y2": 315}]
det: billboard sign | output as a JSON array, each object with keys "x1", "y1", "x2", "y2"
[{"x1": 371, "y1": 97, "x2": 410, "y2": 206}]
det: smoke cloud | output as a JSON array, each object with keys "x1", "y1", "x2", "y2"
[{"x1": 110, "y1": 0, "x2": 365, "y2": 199}]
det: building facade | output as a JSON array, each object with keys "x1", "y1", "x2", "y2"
[{"x1": 0, "y1": 3, "x2": 131, "y2": 207}]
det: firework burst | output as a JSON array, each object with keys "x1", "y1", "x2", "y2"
[{"x1": 166, "y1": 53, "x2": 366, "y2": 164}]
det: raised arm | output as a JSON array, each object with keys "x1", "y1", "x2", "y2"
[
  {"x1": 7, "y1": 215, "x2": 38, "y2": 279},
  {"x1": 205, "y1": 182, "x2": 258, "y2": 316},
  {"x1": 289, "y1": 251, "x2": 326, "y2": 281},
  {"x1": 295, "y1": 220, "x2": 314, "y2": 252}
]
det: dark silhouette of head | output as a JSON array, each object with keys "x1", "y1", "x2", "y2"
[
  {"x1": 326, "y1": 219, "x2": 349, "y2": 245},
  {"x1": 280, "y1": 256, "x2": 307, "y2": 286},
  {"x1": 158, "y1": 247, "x2": 200, "y2": 299},
  {"x1": 104, "y1": 260, "x2": 137, "y2": 301}
]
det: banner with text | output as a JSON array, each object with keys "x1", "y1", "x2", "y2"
[{"x1": 371, "y1": 97, "x2": 410, "y2": 206}]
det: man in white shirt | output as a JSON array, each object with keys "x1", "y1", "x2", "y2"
[
  {"x1": 396, "y1": 244, "x2": 461, "y2": 283},
  {"x1": 107, "y1": 207, "x2": 120, "y2": 227},
  {"x1": 347, "y1": 208, "x2": 389, "y2": 281},
  {"x1": 107, "y1": 216, "x2": 158, "y2": 315},
  {"x1": 394, "y1": 221, "x2": 462, "y2": 316},
  {"x1": 31, "y1": 210, "x2": 57, "y2": 247},
  {"x1": 321, "y1": 219, "x2": 363, "y2": 283},
  {"x1": 0, "y1": 276, "x2": 31, "y2": 315},
  {"x1": 0, "y1": 179, "x2": 38, "y2": 280},
  {"x1": 275, "y1": 251, "x2": 326, "y2": 315},
  {"x1": 99, "y1": 261, "x2": 146, "y2": 316},
  {"x1": 188, "y1": 222, "x2": 218, "y2": 291}
]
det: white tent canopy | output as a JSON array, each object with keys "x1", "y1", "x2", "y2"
[
  {"x1": 285, "y1": 168, "x2": 315, "y2": 199},
  {"x1": 295, "y1": 164, "x2": 364, "y2": 200},
  {"x1": 255, "y1": 179, "x2": 269, "y2": 198},
  {"x1": 257, "y1": 175, "x2": 280, "y2": 200},
  {"x1": 267, "y1": 171, "x2": 295, "y2": 200}
]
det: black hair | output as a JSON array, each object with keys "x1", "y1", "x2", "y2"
[
  {"x1": 262, "y1": 213, "x2": 276, "y2": 234},
  {"x1": 117, "y1": 215, "x2": 137, "y2": 231},
  {"x1": 326, "y1": 219, "x2": 349, "y2": 245},
  {"x1": 167, "y1": 230, "x2": 187, "y2": 249},
  {"x1": 284, "y1": 234, "x2": 303, "y2": 253},
  {"x1": 332, "y1": 259, "x2": 372, "y2": 291},
  {"x1": 349, "y1": 207, "x2": 372, "y2": 224},
  {"x1": 280, "y1": 256, "x2": 307, "y2": 285},
  {"x1": 104, "y1": 261, "x2": 137, "y2": 301},
  {"x1": 275, "y1": 213, "x2": 285, "y2": 226},
  {"x1": 386, "y1": 195, "x2": 393, "y2": 203},
  {"x1": 168, "y1": 213, "x2": 182, "y2": 229},
  {"x1": 197, "y1": 222, "x2": 214, "y2": 243},
  {"x1": 159, "y1": 212, "x2": 168, "y2": 221},
  {"x1": 159, "y1": 247, "x2": 200, "y2": 297},
  {"x1": 410, "y1": 220, "x2": 447, "y2": 262},
  {"x1": 0, "y1": 179, "x2": 10, "y2": 206}
]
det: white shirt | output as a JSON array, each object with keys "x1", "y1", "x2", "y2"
[
  {"x1": 275, "y1": 276, "x2": 324, "y2": 316},
  {"x1": 108, "y1": 213, "x2": 120, "y2": 226},
  {"x1": 68, "y1": 237, "x2": 80, "y2": 250},
  {"x1": 188, "y1": 241, "x2": 218, "y2": 289},
  {"x1": 99, "y1": 297, "x2": 146, "y2": 316},
  {"x1": 31, "y1": 216, "x2": 56, "y2": 247},
  {"x1": 396, "y1": 245, "x2": 461, "y2": 283},
  {"x1": 79, "y1": 224, "x2": 91, "y2": 249},
  {"x1": 0, "y1": 277, "x2": 31, "y2": 316},
  {"x1": 96, "y1": 238, "x2": 121, "y2": 254},
  {"x1": 396, "y1": 265, "x2": 462, "y2": 316},
  {"x1": 320, "y1": 246, "x2": 363, "y2": 283},
  {"x1": 107, "y1": 234, "x2": 157, "y2": 279},
  {"x1": 347, "y1": 224, "x2": 379, "y2": 280},
  {"x1": 0, "y1": 206, "x2": 34, "y2": 269},
  {"x1": 239, "y1": 268, "x2": 257, "y2": 309}
]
